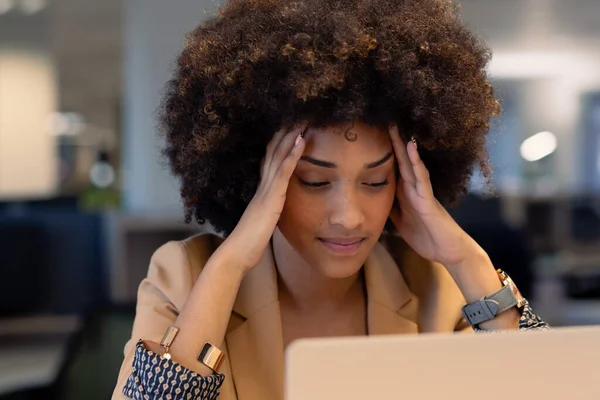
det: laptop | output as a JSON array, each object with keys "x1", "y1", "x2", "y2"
[{"x1": 285, "y1": 326, "x2": 600, "y2": 399}]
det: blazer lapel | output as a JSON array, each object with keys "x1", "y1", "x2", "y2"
[
  {"x1": 225, "y1": 244, "x2": 285, "y2": 400},
  {"x1": 222, "y1": 237, "x2": 421, "y2": 399},
  {"x1": 364, "y1": 242, "x2": 419, "y2": 335}
]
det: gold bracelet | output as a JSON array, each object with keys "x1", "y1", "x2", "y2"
[
  {"x1": 161, "y1": 326, "x2": 223, "y2": 371},
  {"x1": 160, "y1": 326, "x2": 179, "y2": 360},
  {"x1": 198, "y1": 342, "x2": 224, "y2": 372}
]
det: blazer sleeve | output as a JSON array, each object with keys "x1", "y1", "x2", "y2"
[{"x1": 112, "y1": 240, "x2": 224, "y2": 399}]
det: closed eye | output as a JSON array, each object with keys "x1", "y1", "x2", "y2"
[
  {"x1": 300, "y1": 179, "x2": 390, "y2": 188},
  {"x1": 364, "y1": 179, "x2": 390, "y2": 188},
  {"x1": 299, "y1": 179, "x2": 329, "y2": 188}
]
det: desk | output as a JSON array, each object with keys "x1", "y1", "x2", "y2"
[{"x1": 0, "y1": 315, "x2": 81, "y2": 397}]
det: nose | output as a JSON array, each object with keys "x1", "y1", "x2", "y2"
[{"x1": 328, "y1": 187, "x2": 364, "y2": 231}]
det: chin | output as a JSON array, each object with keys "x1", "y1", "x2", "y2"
[
  {"x1": 313, "y1": 257, "x2": 366, "y2": 280},
  {"x1": 308, "y1": 239, "x2": 375, "y2": 279}
]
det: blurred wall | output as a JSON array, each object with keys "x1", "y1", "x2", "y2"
[
  {"x1": 461, "y1": 0, "x2": 600, "y2": 195},
  {"x1": 50, "y1": 0, "x2": 122, "y2": 192},
  {"x1": 121, "y1": 0, "x2": 215, "y2": 215},
  {"x1": 0, "y1": 9, "x2": 58, "y2": 198}
]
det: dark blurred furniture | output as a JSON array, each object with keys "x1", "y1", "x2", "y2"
[
  {"x1": 558, "y1": 196, "x2": 600, "y2": 299},
  {"x1": 106, "y1": 213, "x2": 202, "y2": 304},
  {"x1": 569, "y1": 197, "x2": 600, "y2": 243},
  {"x1": 0, "y1": 316, "x2": 82, "y2": 400},
  {"x1": 0, "y1": 198, "x2": 105, "y2": 399},
  {"x1": 524, "y1": 199, "x2": 560, "y2": 254},
  {"x1": 451, "y1": 194, "x2": 534, "y2": 299},
  {"x1": 0, "y1": 199, "x2": 106, "y2": 315},
  {"x1": 0, "y1": 218, "x2": 51, "y2": 316}
]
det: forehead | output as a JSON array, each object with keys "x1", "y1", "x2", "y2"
[{"x1": 302, "y1": 121, "x2": 391, "y2": 160}]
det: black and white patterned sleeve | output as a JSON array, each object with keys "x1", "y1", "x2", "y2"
[
  {"x1": 122, "y1": 340, "x2": 225, "y2": 400},
  {"x1": 516, "y1": 300, "x2": 550, "y2": 330}
]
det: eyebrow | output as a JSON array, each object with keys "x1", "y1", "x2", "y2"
[{"x1": 300, "y1": 152, "x2": 394, "y2": 169}]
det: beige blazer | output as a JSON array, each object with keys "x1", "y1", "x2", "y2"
[{"x1": 113, "y1": 233, "x2": 471, "y2": 400}]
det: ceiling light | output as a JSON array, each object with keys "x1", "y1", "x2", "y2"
[
  {"x1": 0, "y1": 0, "x2": 14, "y2": 15},
  {"x1": 18, "y1": 0, "x2": 46, "y2": 15},
  {"x1": 520, "y1": 131, "x2": 557, "y2": 162}
]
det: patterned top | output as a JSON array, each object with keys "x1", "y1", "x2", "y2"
[
  {"x1": 123, "y1": 344, "x2": 224, "y2": 400},
  {"x1": 122, "y1": 301, "x2": 549, "y2": 399}
]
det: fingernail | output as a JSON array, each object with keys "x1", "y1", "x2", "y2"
[{"x1": 295, "y1": 133, "x2": 303, "y2": 146}]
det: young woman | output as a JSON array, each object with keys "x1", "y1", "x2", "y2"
[{"x1": 114, "y1": 1, "x2": 548, "y2": 399}]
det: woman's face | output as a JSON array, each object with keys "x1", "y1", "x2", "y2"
[{"x1": 277, "y1": 121, "x2": 397, "y2": 279}]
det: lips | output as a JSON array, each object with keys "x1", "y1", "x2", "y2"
[
  {"x1": 317, "y1": 237, "x2": 366, "y2": 255},
  {"x1": 320, "y1": 237, "x2": 364, "y2": 245}
]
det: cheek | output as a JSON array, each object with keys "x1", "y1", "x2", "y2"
[
  {"x1": 365, "y1": 185, "x2": 396, "y2": 227},
  {"x1": 278, "y1": 186, "x2": 325, "y2": 241}
]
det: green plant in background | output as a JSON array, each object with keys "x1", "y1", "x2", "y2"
[{"x1": 78, "y1": 185, "x2": 121, "y2": 212}]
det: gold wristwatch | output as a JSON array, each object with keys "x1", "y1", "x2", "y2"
[{"x1": 498, "y1": 269, "x2": 525, "y2": 308}]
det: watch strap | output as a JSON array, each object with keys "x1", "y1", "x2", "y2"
[{"x1": 461, "y1": 285, "x2": 518, "y2": 327}]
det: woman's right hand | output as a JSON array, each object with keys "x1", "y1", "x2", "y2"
[{"x1": 215, "y1": 123, "x2": 307, "y2": 274}]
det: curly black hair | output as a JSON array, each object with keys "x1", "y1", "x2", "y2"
[{"x1": 161, "y1": 0, "x2": 500, "y2": 236}]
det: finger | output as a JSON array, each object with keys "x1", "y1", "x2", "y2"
[
  {"x1": 266, "y1": 121, "x2": 308, "y2": 183},
  {"x1": 269, "y1": 130, "x2": 306, "y2": 193},
  {"x1": 389, "y1": 205, "x2": 402, "y2": 227},
  {"x1": 262, "y1": 126, "x2": 290, "y2": 179},
  {"x1": 259, "y1": 156, "x2": 266, "y2": 182},
  {"x1": 407, "y1": 140, "x2": 434, "y2": 198},
  {"x1": 389, "y1": 204, "x2": 416, "y2": 241},
  {"x1": 388, "y1": 124, "x2": 416, "y2": 187},
  {"x1": 394, "y1": 175, "x2": 410, "y2": 206}
]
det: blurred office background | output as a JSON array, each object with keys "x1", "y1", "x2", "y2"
[{"x1": 0, "y1": 0, "x2": 599, "y2": 398}]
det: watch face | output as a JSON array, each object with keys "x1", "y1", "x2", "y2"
[{"x1": 498, "y1": 270, "x2": 525, "y2": 307}]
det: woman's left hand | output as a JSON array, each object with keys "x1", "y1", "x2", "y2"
[
  {"x1": 388, "y1": 126, "x2": 524, "y2": 330},
  {"x1": 387, "y1": 124, "x2": 482, "y2": 269}
]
